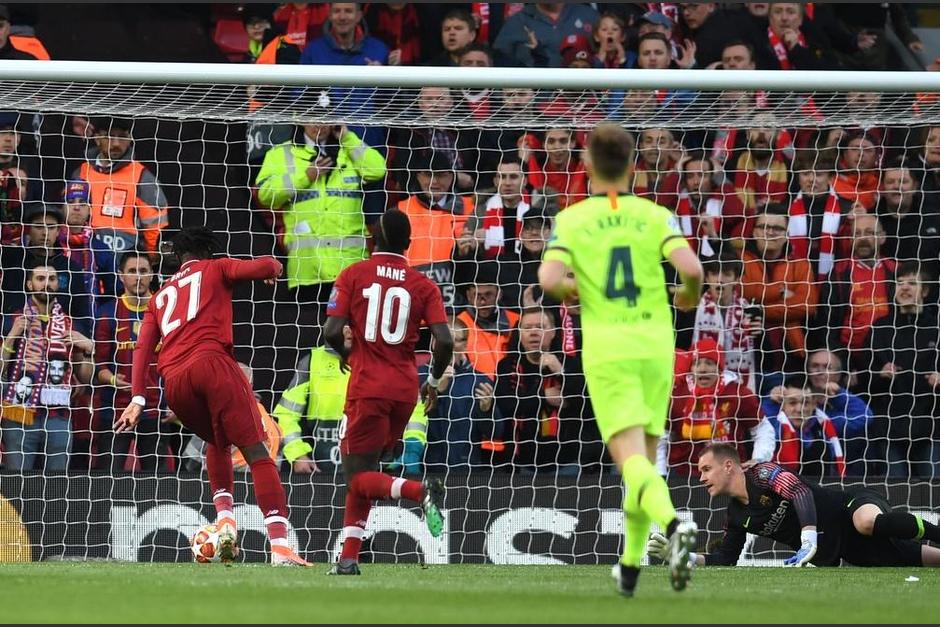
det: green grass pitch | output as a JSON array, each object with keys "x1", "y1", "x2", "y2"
[{"x1": 3, "y1": 562, "x2": 935, "y2": 623}]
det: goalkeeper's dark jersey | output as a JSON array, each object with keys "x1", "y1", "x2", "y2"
[{"x1": 705, "y1": 462, "x2": 847, "y2": 566}]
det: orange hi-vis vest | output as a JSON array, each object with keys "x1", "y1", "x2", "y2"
[
  {"x1": 79, "y1": 160, "x2": 166, "y2": 253},
  {"x1": 397, "y1": 195, "x2": 473, "y2": 268},
  {"x1": 10, "y1": 34, "x2": 50, "y2": 60},
  {"x1": 457, "y1": 309, "x2": 520, "y2": 380}
]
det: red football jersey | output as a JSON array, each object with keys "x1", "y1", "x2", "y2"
[
  {"x1": 132, "y1": 256, "x2": 281, "y2": 398},
  {"x1": 328, "y1": 252, "x2": 447, "y2": 403}
]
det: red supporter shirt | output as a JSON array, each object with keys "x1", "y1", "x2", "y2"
[
  {"x1": 668, "y1": 375, "x2": 763, "y2": 475},
  {"x1": 328, "y1": 252, "x2": 447, "y2": 403},
  {"x1": 132, "y1": 257, "x2": 281, "y2": 398},
  {"x1": 837, "y1": 258, "x2": 895, "y2": 350}
]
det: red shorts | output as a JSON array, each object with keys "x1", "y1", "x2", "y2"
[
  {"x1": 340, "y1": 398, "x2": 416, "y2": 456},
  {"x1": 162, "y1": 353, "x2": 265, "y2": 450}
]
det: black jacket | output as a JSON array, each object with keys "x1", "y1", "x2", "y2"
[
  {"x1": 876, "y1": 196, "x2": 940, "y2": 281},
  {"x1": 756, "y1": 20, "x2": 839, "y2": 70},
  {"x1": 0, "y1": 40, "x2": 37, "y2": 61},
  {"x1": 864, "y1": 306, "x2": 940, "y2": 436},
  {"x1": 682, "y1": 9, "x2": 763, "y2": 69}
]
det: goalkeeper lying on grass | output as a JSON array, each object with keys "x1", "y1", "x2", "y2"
[{"x1": 648, "y1": 442, "x2": 940, "y2": 567}]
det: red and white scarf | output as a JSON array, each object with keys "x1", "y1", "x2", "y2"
[
  {"x1": 768, "y1": 27, "x2": 806, "y2": 70},
  {"x1": 787, "y1": 189, "x2": 842, "y2": 278},
  {"x1": 481, "y1": 193, "x2": 530, "y2": 257},
  {"x1": 692, "y1": 290, "x2": 755, "y2": 391},
  {"x1": 774, "y1": 409, "x2": 845, "y2": 477},
  {"x1": 559, "y1": 303, "x2": 577, "y2": 358},
  {"x1": 676, "y1": 191, "x2": 724, "y2": 257}
]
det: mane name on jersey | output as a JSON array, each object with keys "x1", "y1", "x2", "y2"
[{"x1": 376, "y1": 265, "x2": 406, "y2": 281}]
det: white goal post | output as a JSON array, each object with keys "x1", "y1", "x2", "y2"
[{"x1": 0, "y1": 60, "x2": 937, "y2": 567}]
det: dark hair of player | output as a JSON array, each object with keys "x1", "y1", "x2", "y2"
[
  {"x1": 171, "y1": 226, "x2": 219, "y2": 261},
  {"x1": 588, "y1": 122, "x2": 636, "y2": 183},
  {"x1": 700, "y1": 441, "x2": 741, "y2": 464},
  {"x1": 374, "y1": 210, "x2": 412, "y2": 255},
  {"x1": 119, "y1": 250, "x2": 152, "y2": 271}
]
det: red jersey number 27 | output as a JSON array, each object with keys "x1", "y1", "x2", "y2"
[
  {"x1": 362, "y1": 282, "x2": 411, "y2": 345},
  {"x1": 155, "y1": 271, "x2": 203, "y2": 336}
]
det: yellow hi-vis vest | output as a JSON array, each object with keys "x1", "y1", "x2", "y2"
[
  {"x1": 255, "y1": 131, "x2": 386, "y2": 287},
  {"x1": 272, "y1": 346, "x2": 349, "y2": 462}
]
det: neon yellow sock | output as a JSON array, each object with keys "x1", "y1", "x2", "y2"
[
  {"x1": 622, "y1": 491, "x2": 651, "y2": 567},
  {"x1": 622, "y1": 454, "x2": 676, "y2": 531}
]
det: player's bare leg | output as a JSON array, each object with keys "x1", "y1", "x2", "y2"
[
  {"x1": 607, "y1": 428, "x2": 695, "y2": 596},
  {"x1": 332, "y1": 451, "x2": 444, "y2": 575},
  {"x1": 238, "y1": 442, "x2": 309, "y2": 566},
  {"x1": 205, "y1": 443, "x2": 238, "y2": 564}
]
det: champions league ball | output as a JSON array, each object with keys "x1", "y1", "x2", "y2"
[{"x1": 191, "y1": 524, "x2": 222, "y2": 563}]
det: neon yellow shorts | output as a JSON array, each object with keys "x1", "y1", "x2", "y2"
[{"x1": 584, "y1": 357, "x2": 673, "y2": 443}]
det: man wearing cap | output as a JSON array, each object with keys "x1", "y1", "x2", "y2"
[
  {"x1": 0, "y1": 202, "x2": 93, "y2": 336},
  {"x1": 60, "y1": 180, "x2": 118, "y2": 300},
  {"x1": 256, "y1": 121, "x2": 386, "y2": 320},
  {"x1": 396, "y1": 151, "x2": 474, "y2": 309},
  {"x1": 495, "y1": 205, "x2": 554, "y2": 310},
  {"x1": 0, "y1": 5, "x2": 38, "y2": 61},
  {"x1": 660, "y1": 338, "x2": 774, "y2": 476},
  {"x1": 560, "y1": 33, "x2": 596, "y2": 68},
  {"x1": 74, "y1": 117, "x2": 169, "y2": 258}
]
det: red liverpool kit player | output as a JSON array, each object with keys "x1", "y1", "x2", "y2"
[
  {"x1": 323, "y1": 209, "x2": 454, "y2": 575},
  {"x1": 116, "y1": 227, "x2": 308, "y2": 566}
]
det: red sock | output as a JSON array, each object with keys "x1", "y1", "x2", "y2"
[
  {"x1": 248, "y1": 456, "x2": 289, "y2": 542},
  {"x1": 350, "y1": 471, "x2": 423, "y2": 502},
  {"x1": 340, "y1": 492, "x2": 372, "y2": 562},
  {"x1": 205, "y1": 444, "x2": 234, "y2": 498}
]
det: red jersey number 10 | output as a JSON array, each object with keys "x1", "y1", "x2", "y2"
[
  {"x1": 155, "y1": 271, "x2": 203, "y2": 336},
  {"x1": 362, "y1": 282, "x2": 411, "y2": 345}
]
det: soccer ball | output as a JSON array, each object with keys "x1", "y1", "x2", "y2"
[{"x1": 191, "y1": 524, "x2": 222, "y2": 563}]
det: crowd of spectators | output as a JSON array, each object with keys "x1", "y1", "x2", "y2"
[{"x1": 0, "y1": 3, "x2": 938, "y2": 482}]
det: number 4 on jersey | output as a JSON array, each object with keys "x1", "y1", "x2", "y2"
[{"x1": 605, "y1": 246, "x2": 640, "y2": 307}]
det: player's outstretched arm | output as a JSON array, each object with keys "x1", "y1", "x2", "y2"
[
  {"x1": 116, "y1": 310, "x2": 160, "y2": 433},
  {"x1": 538, "y1": 260, "x2": 578, "y2": 303},
  {"x1": 422, "y1": 322, "x2": 455, "y2": 415},
  {"x1": 649, "y1": 521, "x2": 746, "y2": 567},
  {"x1": 667, "y1": 246, "x2": 703, "y2": 312},
  {"x1": 218, "y1": 256, "x2": 283, "y2": 284}
]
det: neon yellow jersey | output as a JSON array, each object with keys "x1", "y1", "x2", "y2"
[{"x1": 543, "y1": 194, "x2": 688, "y2": 365}]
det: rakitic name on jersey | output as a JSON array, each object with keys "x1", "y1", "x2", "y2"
[{"x1": 586, "y1": 213, "x2": 649, "y2": 236}]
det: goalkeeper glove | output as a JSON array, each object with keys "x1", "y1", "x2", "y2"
[
  {"x1": 647, "y1": 532, "x2": 669, "y2": 561},
  {"x1": 783, "y1": 529, "x2": 817, "y2": 567},
  {"x1": 647, "y1": 532, "x2": 697, "y2": 566}
]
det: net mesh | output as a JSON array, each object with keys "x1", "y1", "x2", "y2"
[
  {"x1": 3, "y1": 80, "x2": 940, "y2": 128},
  {"x1": 0, "y1": 77, "x2": 938, "y2": 566}
]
